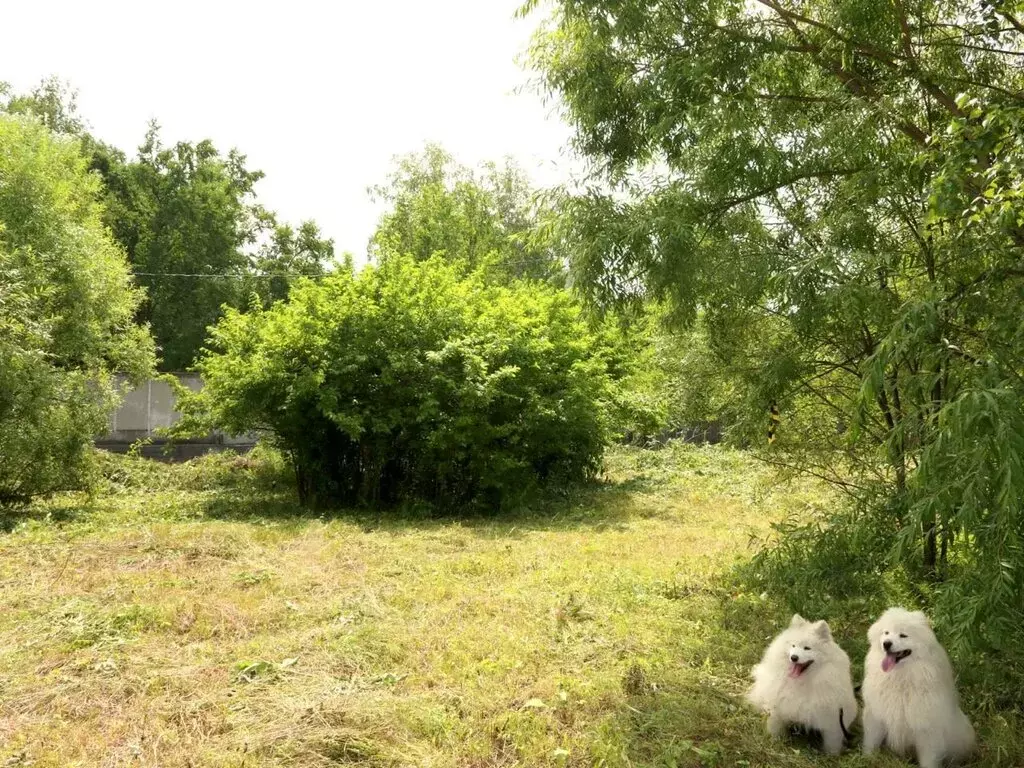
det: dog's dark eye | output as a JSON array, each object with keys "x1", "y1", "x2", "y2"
[
  {"x1": 803, "y1": 646, "x2": 811, "y2": 651},
  {"x1": 899, "y1": 633, "x2": 907, "y2": 639}
]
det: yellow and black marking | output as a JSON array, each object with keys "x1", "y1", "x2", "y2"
[{"x1": 768, "y1": 403, "x2": 780, "y2": 444}]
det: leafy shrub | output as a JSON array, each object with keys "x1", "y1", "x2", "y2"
[
  {"x1": 591, "y1": 309, "x2": 670, "y2": 442},
  {"x1": 586, "y1": 306, "x2": 740, "y2": 445},
  {"x1": 0, "y1": 115, "x2": 154, "y2": 505},
  {"x1": 739, "y1": 506, "x2": 901, "y2": 624},
  {"x1": 175, "y1": 256, "x2": 612, "y2": 510}
]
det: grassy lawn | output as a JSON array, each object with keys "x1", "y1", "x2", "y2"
[{"x1": 0, "y1": 444, "x2": 1018, "y2": 767}]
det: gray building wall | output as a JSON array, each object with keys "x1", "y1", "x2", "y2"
[{"x1": 99, "y1": 374, "x2": 255, "y2": 459}]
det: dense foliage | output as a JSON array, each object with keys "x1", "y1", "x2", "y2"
[
  {"x1": 175, "y1": 256, "x2": 612, "y2": 510},
  {"x1": 93, "y1": 126, "x2": 335, "y2": 369},
  {"x1": 248, "y1": 220, "x2": 335, "y2": 307},
  {"x1": 0, "y1": 115, "x2": 155, "y2": 505},
  {"x1": 95, "y1": 125, "x2": 271, "y2": 369},
  {"x1": 2, "y1": 79, "x2": 335, "y2": 370},
  {"x1": 370, "y1": 144, "x2": 566, "y2": 285},
  {"x1": 525, "y1": 0, "x2": 1024, "y2": 693}
]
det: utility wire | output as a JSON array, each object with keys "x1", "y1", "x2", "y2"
[
  {"x1": 132, "y1": 271, "x2": 323, "y2": 278},
  {"x1": 131, "y1": 256, "x2": 558, "y2": 280}
]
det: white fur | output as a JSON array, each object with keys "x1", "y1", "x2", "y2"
[
  {"x1": 747, "y1": 613, "x2": 858, "y2": 755},
  {"x1": 861, "y1": 607, "x2": 976, "y2": 768}
]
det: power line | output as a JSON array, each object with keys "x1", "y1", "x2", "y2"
[
  {"x1": 132, "y1": 271, "x2": 323, "y2": 279},
  {"x1": 132, "y1": 261, "x2": 558, "y2": 280}
]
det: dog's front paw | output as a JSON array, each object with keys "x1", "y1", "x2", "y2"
[
  {"x1": 822, "y1": 730, "x2": 844, "y2": 755},
  {"x1": 767, "y1": 712, "x2": 787, "y2": 739}
]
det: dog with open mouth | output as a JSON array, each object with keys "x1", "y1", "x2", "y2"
[
  {"x1": 746, "y1": 613, "x2": 858, "y2": 754},
  {"x1": 862, "y1": 607, "x2": 976, "y2": 768}
]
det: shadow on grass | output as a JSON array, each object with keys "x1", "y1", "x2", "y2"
[
  {"x1": 165, "y1": 440, "x2": 656, "y2": 534},
  {"x1": 608, "y1": 582, "x2": 1019, "y2": 768},
  {"x1": 196, "y1": 475, "x2": 643, "y2": 537},
  {"x1": 0, "y1": 506, "x2": 36, "y2": 533},
  {"x1": 1, "y1": 451, "x2": 652, "y2": 538},
  {"x1": 620, "y1": 568, "x2": 1024, "y2": 768},
  {"x1": 0, "y1": 497, "x2": 92, "y2": 533},
  {"x1": 595, "y1": 576, "x2": 855, "y2": 768},
  {"x1": 612, "y1": 682, "x2": 857, "y2": 768}
]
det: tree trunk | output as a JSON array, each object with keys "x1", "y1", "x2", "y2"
[
  {"x1": 940, "y1": 520, "x2": 950, "y2": 578},
  {"x1": 924, "y1": 515, "x2": 938, "y2": 576},
  {"x1": 923, "y1": 376, "x2": 944, "y2": 578}
]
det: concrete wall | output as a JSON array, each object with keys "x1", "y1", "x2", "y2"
[
  {"x1": 106, "y1": 374, "x2": 198, "y2": 442},
  {"x1": 98, "y1": 374, "x2": 255, "y2": 459}
]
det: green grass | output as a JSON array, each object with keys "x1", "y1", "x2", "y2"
[{"x1": 0, "y1": 444, "x2": 1019, "y2": 767}]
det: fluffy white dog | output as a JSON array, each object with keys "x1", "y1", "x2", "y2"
[
  {"x1": 747, "y1": 613, "x2": 858, "y2": 754},
  {"x1": 862, "y1": 607, "x2": 976, "y2": 768}
]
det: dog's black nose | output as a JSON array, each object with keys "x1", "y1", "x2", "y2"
[
  {"x1": 790, "y1": 654, "x2": 799, "y2": 662},
  {"x1": 882, "y1": 640, "x2": 892, "y2": 651}
]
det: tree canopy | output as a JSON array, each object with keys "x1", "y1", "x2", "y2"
[
  {"x1": 370, "y1": 144, "x2": 566, "y2": 285},
  {"x1": 98, "y1": 125, "x2": 271, "y2": 369},
  {"x1": 2, "y1": 78, "x2": 336, "y2": 371},
  {"x1": 525, "y1": 0, "x2": 1024, "y2": 672}
]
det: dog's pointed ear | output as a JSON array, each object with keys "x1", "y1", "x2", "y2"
[
  {"x1": 789, "y1": 613, "x2": 807, "y2": 628},
  {"x1": 867, "y1": 617, "x2": 883, "y2": 643},
  {"x1": 813, "y1": 620, "x2": 832, "y2": 640}
]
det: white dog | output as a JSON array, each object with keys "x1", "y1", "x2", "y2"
[
  {"x1": 747, "y1": 614, "x2": 858, "y2": 754},
  {"x1": 862, "y1": 607, "x2": 975, "y2": 768}
]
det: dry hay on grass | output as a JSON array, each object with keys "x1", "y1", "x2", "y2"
[{"x1": 0, "y1": 445, "x2": 1014, "y2": 767}]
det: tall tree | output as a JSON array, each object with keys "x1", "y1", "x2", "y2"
[
  {"x1": 525, "y1": 0, "x2": 1024, "y2": 657},
  {"x1": 370, "y1": 144, "x2": 565, "y2": 285},
  {"x1": 94, "y1": 124, "x2": 269, "y2": 369},
  {"x1": 249, "y1": 220, "x2": 335, "y2": 306},
  {"x1": 0, "y1": 76, "x2": 84, "y2": 134},
  {"x1": 2, "y1": 81, "x2": 335, "y2": 369},
  {"x1": 0, "y1": 114, "x2": 155, "y2": 503},
  {"x1": 102, "y1": 130, "x2": 336, "y2": 366}
]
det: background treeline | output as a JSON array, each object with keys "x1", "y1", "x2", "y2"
[{"x1": 0, "y1": 78, "x2": 696, "y2": 512}]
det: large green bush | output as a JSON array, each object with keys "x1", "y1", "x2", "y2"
[
  {"x1": 176, "y1": 256, "x2": 612, "y2": 510},
  {"x1": 0, "y1": 115, "x2": 155, "y2": 505}
]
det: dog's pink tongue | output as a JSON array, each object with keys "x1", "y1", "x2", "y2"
[
  {"x1": 882, "y1": 654, "x2": 896, "y2": 672},
  {"x1": 788, "y1": 663, "x2": 802, "y2": 679}
]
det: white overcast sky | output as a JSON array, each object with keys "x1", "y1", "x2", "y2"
[{"x1": 1, "y1": 0, "x2": 576, "y2": 261}]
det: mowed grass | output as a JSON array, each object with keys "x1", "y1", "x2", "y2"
[{"x1": 0, "y1": 445, "x2": 1018, "y2": 767}]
